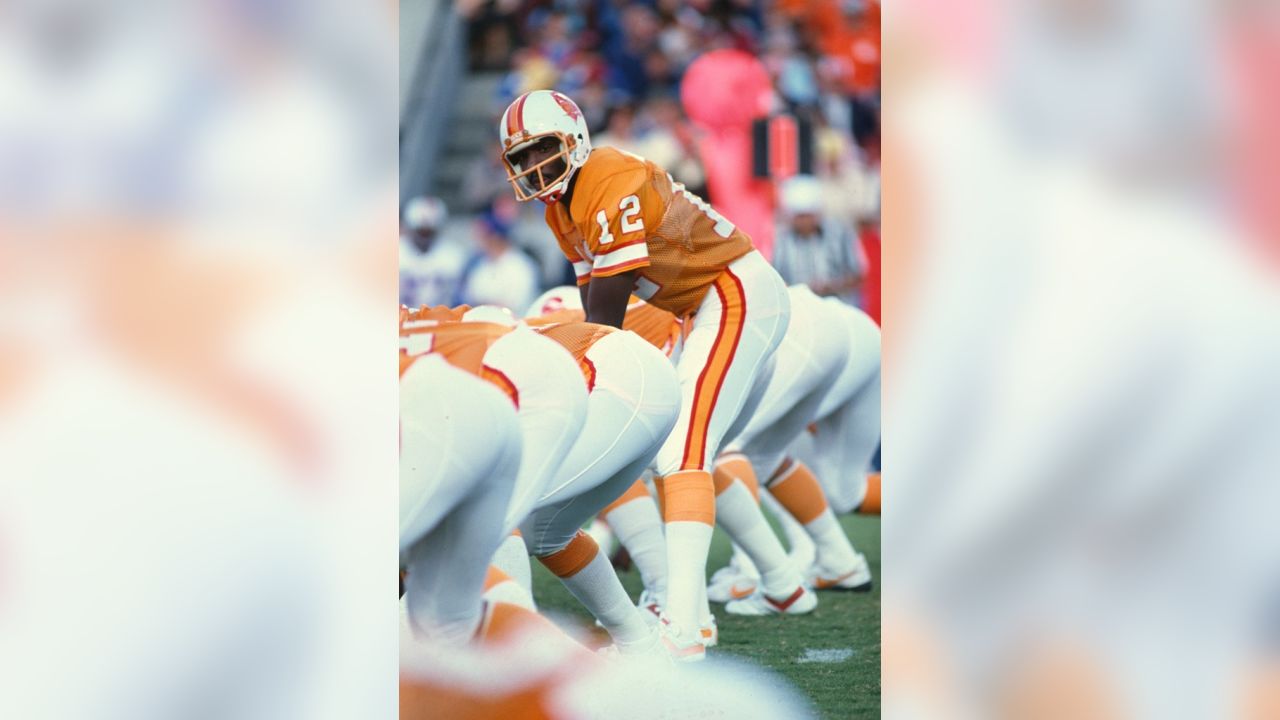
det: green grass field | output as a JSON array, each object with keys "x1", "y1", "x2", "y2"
[{"x1": 531, "y1": 513, "x2": 881, "y2": 719}]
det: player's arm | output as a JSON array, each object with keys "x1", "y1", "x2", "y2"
[{"x1": 583, "y1": 271, "x2": 637, "y2": 329}]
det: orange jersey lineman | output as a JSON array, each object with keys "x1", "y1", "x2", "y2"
[
  {"x1": 399, "y1": 306, "x2": 519, "y2": 406},
  {"x1": 530, "y1": 296, "x2": 683, "y2": 358},
  {"x1": 545, "y1": 147, "x2": 753, "y2": 317}
]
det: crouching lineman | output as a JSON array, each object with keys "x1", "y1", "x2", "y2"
[
  {"x1": 525, "y1": 289, "x2": 819, "y2": 633},
  {"x1": 401, "y1": 304, "x2": 682, "y2": 657},
  {"x1": 500, "y1": 90, "x2": 790, "y2": 661},
  {"x1": 400, "y1": 305, "x2": 586, "y2": 645},
  {"x1": 708, "y1": 286, "x2": 877, "y2": 605},
  {"x1": 399, "y1": 348, "x2": 525, "y2": 644}
]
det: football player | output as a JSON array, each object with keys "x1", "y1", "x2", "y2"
[
  {"x1": 499, "y1": 93, "x2": 792, "y2": 659},
  {"x1": 402, "y1": 305, "x2": 683, "y2": 656},
  {"x1": 710, "y1": 291, "x2": 880, "y2": 598},
  {"x1": 399, "y1": 350, "x2": 524, "y2": 644}
]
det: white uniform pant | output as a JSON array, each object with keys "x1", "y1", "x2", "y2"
[
  {"x1": 653, "y1": 250, "x2": 792, "y2": 475},
  {"x1": 722, "y1": 285, "x2": 850, "y2": 478},
  {"x1": 399, "y1": 355, "x2": 523, "y2": 642},
  {"x1": 789, "y1": 300, "x2": 882, "y2": 513},
  {"x1": 522, "y1": 330, "x2": 681, "y2": 556},
  {"x1": 483, "y1": 326, "x2": 590, "y2": 533}
]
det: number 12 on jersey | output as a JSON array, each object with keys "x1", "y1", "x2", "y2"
[{"x1": 596, "y1": 194, "x2": 645, "y2": 247}]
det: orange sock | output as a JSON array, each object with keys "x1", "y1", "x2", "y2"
[
  {"x1": 713, "y1": 453, "x2": 760, "y2": 502},
  {"x1": 768, "y1": 461, "x2": 829, "y2": 524},
  {"x1": 659, "y1": 469, "x2": 715, "y2": 525},
  {"x1": 483, "y1": 565, "x2": 513, "y2": 592},
  {"x1": 653, "y1": 476, "x2": 666, "y2": 519},
  {"x1": 599, "y1": 478, "x2": 651, "y2": 517},
  {"x1": 859, "y1": 473, "x2": 881, "y2": 515},
  {"x1": 475, "y1": 600, "x2": 589, "y2": 653},
  {"x1": 537, "y1": 530, "x2": 598, "y2": 578}
]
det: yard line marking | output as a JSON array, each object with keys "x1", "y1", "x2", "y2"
[{"x1": 797, "y1": 648, "x2": 854, "y2": 664}]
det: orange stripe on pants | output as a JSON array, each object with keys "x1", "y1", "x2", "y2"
[{"x1": 681, "y1": 270, "x2": 747, "y2": 471}]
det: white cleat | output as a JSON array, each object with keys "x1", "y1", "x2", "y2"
[
  {"x1": 637, "y1": 589, "x2": 664, "y2": 625},
  {"x1": 659, "y1": 620, "x2": 707, "y2": 663},
  {"x1": 807, "y1": 553, "x2": 873, "y2": 592},
  {"x1": 600, "y1": 625, "x2": 672, "y2": 664},
  {"x1": 699, "y1": 616, "x2": 719, "y2": 648},
  {"x1": 725, "y1": 585, "x2": 818, "y2": 616},
  {"x1": 707, "y1": 565, "x2": 760, "y2": 603}
]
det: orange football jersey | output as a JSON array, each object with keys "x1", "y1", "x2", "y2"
[
  {"x1": 545, "y1": 147, "x2": 754, "y2": 316},
  {"x1": 531, "y1": 322, "x2": 616, "y2": 391},
  {"x1": 527, "y1": 298, "x2": 683, "y2": 357},
  {"x1": 399, "y1": 312, "x2": 519, "y2": 407}
]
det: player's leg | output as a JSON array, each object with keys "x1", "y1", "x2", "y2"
[
  {"x1": 525, "y1": 458, "x2": 662, "y2": 656},
  {"x1": 531, "y1": 331, "x2": 680, "y2": 507},
  {"x1": 712, "y1": 454, "x2": 816, "y2": 617},
  {"x1": 484, "y1": 327, "x2": 590, "y2": 533},
  {"x1": 764, "y1": 457, "x2": 872, "y2": 591},
  {"x1": 809, "y1": 302, "x2": 882, "y2": 514},
  {"x1": 651, "y1": 251, "x2": 791, "y2": 653},
  {"x1": 600, "y1": 478, "x2": 667, "y2": 612},
  {"x1": 490, "y1": 531, "x2": 533, "y2": 596},
  {"x1": 400, "y1": 363, "x2": 524, "y2": 643},
  {"x1": 522, "y1": 332, "x2": 680, "y2": 653}
]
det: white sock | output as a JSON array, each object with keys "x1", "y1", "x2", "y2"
[
  {"x1": 728, "y1": 542, "x2": 760, "y2": 578},
  {"x1": 715, "y1": 483, "x2": 801, "y2": 597},
  {"x1": 761, "y1": 490, "x2": 816, "y2": 570},
  {"x1": 490, "y1": 533, "x2": 533, "y2": 594},
  {"x1": 559, "y1": 549, "x2": 653, "y2": 648},
  {"x1": 604, "y1": 496, "x2": 668, "y2": 600},
  {"x1": 664, "y1": 520, "x2": 713, "y2": 633},
  {"x1": 805, "y1": 508, "x2": 862, "y2": 576}
]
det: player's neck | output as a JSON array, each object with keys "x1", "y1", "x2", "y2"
[{"x1": 562, "y1": 167, "x2": 581, "y2": 215}]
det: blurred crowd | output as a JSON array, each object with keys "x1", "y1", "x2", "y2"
[{"x1": 401, "y1": 0, "x2": 881, "y2": 319}]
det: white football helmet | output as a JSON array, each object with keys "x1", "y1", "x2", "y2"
[
  {"x1": 462, "y1": 304, "x2": 520, "y2": 327},
  {"x1": 499, "y1": 90, "x2": 592, "y2": 203},
  {"x1": 523, "y1": 285, "x2": 583, "y2": 318}
]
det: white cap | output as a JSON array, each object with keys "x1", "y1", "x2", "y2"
[
  {"x1": 404, "y1": 196, "x2": 447, "y2": 230},
  {"x1": 780, "y1": 175, "x2": 823, "y2": 215}
]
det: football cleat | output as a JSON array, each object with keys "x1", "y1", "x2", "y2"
[
  {"x1": 724, "y1": 585, "x2": 818, "y2": 616},
  {"x1": 598, "y1": 624, "x2": 670, "y2": 662},
  {"x1": 707, "y1": 565, "x2": 760, "y2": 603},
  {"x1": 807, "y1": 553, "x2": 873, "y2": 592},
  {"x1": 659, "y1": 620, "x2": 707, "y2": 663},
  {"x1": 699, "y1": 616, "x2": 719, "y2": 648},
  {"x1": 637, "y1": 589, "x2": 663, "y2": 625}
]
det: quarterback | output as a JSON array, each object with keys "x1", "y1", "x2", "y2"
[{"x1": 499, "y1": 90, "x2": 791, "y2": 660}]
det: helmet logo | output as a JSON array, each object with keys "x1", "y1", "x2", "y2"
[{"x1": 552, "y1": 93, "x2": 581, "y2": 123}]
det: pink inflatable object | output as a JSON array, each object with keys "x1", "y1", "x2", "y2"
[{"x1": 680, "y1": 50, "x2": 778, "y2": 259}]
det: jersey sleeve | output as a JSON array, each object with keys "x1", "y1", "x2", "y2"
[{"x1": 583, "y1": 166, "x2": 657, "y2": 279}]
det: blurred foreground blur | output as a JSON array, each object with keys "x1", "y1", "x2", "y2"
[
  {"x1": 0, "y1": 1, "x2": 398, "y2": 716},
  {"x1": 884, "y1": 1, "x2": 1280, "y2": 718}
]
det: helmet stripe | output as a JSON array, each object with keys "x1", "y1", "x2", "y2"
[{"x1": 507, "y1": 93, "x2": 529, "y2": 138}]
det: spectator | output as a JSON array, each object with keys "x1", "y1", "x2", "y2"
[
  {"x1": 456, "y1": 208, "x2": 540, "y2": 314},
  {"x1": 771, "y1": 175, "x2": 865, "y2": 306},
  {"x1": 399, "y1": 196, "x2": 466, "y2": 309}
]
